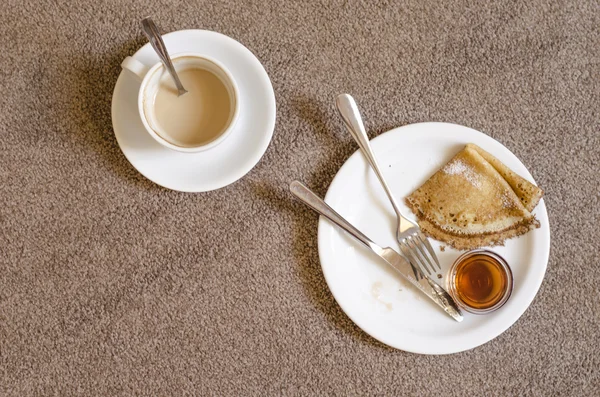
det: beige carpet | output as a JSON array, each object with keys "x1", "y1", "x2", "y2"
[{"x1": 1, "y1": 0, "x2": 599, "y2": 395}]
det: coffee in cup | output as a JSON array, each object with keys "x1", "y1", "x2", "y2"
[{"x1": 121, "y1": 53, "x2": 239, "y2": 153}]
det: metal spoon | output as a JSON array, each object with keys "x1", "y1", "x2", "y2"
[{"x1": 141, "y1": 17, "x2": 187, "y2": 96}]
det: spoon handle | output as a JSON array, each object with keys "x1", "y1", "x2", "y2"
[{"x1": 141, "y1": 17, "x2": 187, "y2": 96}]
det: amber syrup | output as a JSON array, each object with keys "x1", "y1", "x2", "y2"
[{"x1": 454, "y1": 253, "x2": 509, "y2": 310}]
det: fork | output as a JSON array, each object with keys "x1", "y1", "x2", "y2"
[{"x1": 335, "y1": 94, "x2": 441, "y2": 278}]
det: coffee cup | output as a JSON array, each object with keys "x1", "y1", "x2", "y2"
[{"x1": 121, "y1": 53, "x2": 239, "y2": 153}]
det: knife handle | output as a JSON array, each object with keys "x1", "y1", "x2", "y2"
[{"x1": 290, "y1": 181, "x2": 382, "y2": 254}]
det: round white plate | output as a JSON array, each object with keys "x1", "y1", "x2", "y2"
[
  {"x1": 318, "y1": 122, "x2": 550, "y2": 355},
  {"x1": 111, "y1": 30, "x2": 276, "y2": 192}
]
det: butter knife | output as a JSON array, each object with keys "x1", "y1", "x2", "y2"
[{"x1": 290, "y1": 181, "x2": 463, "y2": 322}]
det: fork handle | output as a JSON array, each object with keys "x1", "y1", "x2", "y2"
[
  {"x1": 290, "y1": 181, "x2": 383, "y2": 254},
  {"x1": 335, "y1": 94, "x2": 403, "y2": 219}
]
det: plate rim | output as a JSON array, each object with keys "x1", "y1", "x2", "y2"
[
  {"x1": 111, "y1": 29, "x2": 276, "y2": 192},
  {"x1": 317, "y1": 121, "x2": 550, "y2": 355}
]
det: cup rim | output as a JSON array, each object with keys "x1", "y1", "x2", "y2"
[
  {"x1": 447, "y1": 249, "x2": 514, "y2": 315},
  {"x1": 137, "y1": 52, "x2": 240, "y2": 153}
]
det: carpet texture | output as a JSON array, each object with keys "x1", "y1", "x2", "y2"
[{"x1": 1, "y1": 0, "x2": 599, "y2": 395}]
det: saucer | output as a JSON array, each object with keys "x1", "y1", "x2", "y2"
[{"x1": 111, "y1": 30, "x2": 276, "y2": 192}]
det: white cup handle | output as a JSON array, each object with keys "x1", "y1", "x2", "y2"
[{"x1": 121, "y1": 56, "x2": 150, "y2": 82}]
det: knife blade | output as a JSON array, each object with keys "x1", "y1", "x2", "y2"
[{"x1": 380, "y1": 248, "x2": 463, "y2": 322}]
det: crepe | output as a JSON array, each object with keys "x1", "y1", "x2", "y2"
[
  {"x1": 466, "y1": 144, "x2": 543, "y2": 212},
  {"x1": 406, "y1": 144, "x2": 543, "y2": 250}
]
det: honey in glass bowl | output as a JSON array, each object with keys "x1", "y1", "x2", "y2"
[{"x1": 448, "y1": 249, "x2": 513, "y2": 314}]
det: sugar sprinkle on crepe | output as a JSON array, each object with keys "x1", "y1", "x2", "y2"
[
  {"x1": 501, "y1": 192, "x2": 516, "y2": 208},
  {"x1": 442, "y1": 159, "x2": 482, "y2": 188}
]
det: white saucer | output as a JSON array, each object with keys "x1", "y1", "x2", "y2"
[
  {"x1": 111, "y1": 30, "x2": 276, "y2": 192},
  {"x1": 318, "y1": 122, "x2": 550, "y2": 355}
]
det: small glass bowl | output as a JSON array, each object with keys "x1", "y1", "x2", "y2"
[{"x1": 447, "y1": 249, "x2": 514, "y2": 315}]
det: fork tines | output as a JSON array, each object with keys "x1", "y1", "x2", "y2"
[{"x1": 399, "y1": 229, "x2": 442, "y2": 279}]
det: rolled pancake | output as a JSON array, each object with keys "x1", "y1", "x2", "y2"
[
  {"x1": 406, "y1": 145, "x2": 542, "y2": 250},
  {"x1": 466, "y1": 144, "x2": 543, "y2": 212}
]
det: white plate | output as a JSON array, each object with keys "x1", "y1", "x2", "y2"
[
  {"x1": 111, "y1": 30, "x2": 276, "y2": 192},
  {"x1": 318, "y1": 122, "x2": 550, "y2": 355}
]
